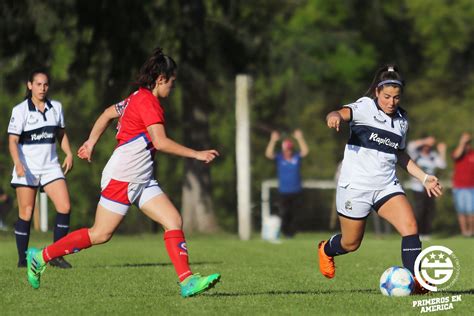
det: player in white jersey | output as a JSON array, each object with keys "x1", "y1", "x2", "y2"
[
  {"x1": 8, "y1": 69, "x2": 74, "y2": 269},
  {"x1": 317, "y1": 64, "x2": 443, "y2": 295}
]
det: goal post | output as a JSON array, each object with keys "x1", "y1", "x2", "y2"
[
  {"x1": 261, "y1": 179, "x2": 336, "y2": 221},
  {"x1": 236, "y1": 74, "x2": 252, "y2": 240},
  {"x1": 261, "y1": 179, "x2": 337, "y2": 241},
  {"x1": 260, "y1": 179, "x2": 451, "y2": 240}
]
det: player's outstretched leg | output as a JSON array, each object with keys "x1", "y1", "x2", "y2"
[
  {"x1": 179, "y1": 273, "x2": 221, "y2": 298},
  {"x1": 26, "y1": 247, "x2": 46, "y2": 289}
]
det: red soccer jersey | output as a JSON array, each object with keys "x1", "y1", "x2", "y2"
[
  {"x1": 452, "y1": 149, "x2": 474, "y2": 188},
  {"x1": 116, "y1": 87, "x2": 165, "y2": 145},
  {"x1": 102, "y1": 88, "x2": 165, "y2": 183}
]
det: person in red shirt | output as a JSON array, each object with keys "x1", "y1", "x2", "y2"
[
  {"x1": 25, "y1": 48, "x2": 221, "y2": 297},
  {"x1": 452, "y1": 132, "x2": 474, "y2": 237}
]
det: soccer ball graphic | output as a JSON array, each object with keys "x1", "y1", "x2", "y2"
[{"x1": 379, "y1": 266, "x2": 415, "y2": 296}]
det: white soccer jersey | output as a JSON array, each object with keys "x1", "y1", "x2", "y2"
[
  {"x1": 338, "y1": 97, "x2": 409, "y2": 190},
  {"x1": 8, "y1": 98, "x2": 65, "y2": 172}
]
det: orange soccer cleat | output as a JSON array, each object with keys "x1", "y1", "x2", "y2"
[{"x1": 318, "y1": 240, "x2": 335, "y2": 279}]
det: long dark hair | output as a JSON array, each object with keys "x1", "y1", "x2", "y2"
[
  {"x1": 365, "y1": 64, "x2": 404, "y2": 98},
  {"x1": 135, "y1": 47, "x2": 177, "y2": 90},
  {"x1": 25, "y1": 68, "x2": 50, "y2": 99}
]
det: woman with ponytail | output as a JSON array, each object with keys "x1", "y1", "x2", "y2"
[
  {"x1": 24, "y1": 48, "x2": 221, "y2": 297},
  {"x1": 318, "y1": 64, "x2": 443, "y2": 294}
]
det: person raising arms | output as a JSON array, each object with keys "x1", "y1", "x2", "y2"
[
  {"x1": 451, "y1": 132, "x2": 474, "y2": 237},
  {"x1": 319, "y1": 64, "x2": 442, "y2": 294},
  {"x1": 25, "y1": 48, "x2": 221, "y2": 297},
  {"x1": 265, "y1": 129, "x2": 309, "y2": 238}
]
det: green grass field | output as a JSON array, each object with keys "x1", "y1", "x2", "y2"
[{"x1": 0, "y1": 231, "x2": 472, "y2": 315}]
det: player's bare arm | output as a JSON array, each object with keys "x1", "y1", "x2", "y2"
[
  {"x1": 147, "y1": 123, "x2": 219, "y2": 163},
  {"x1": 78, "y1": 105, "x2": 120, "y2": 162},
  {"x1": 56, "y1": 129, "x2": 73, "y2": 174},
  {"x1": 8, "y1": 134, "x2": 25, "y2": 177},
  {"x1": 397, "y1": 150, "x2": 443, "y2": 197},
  {"x1": 326, "y1": 107, "x2": 351, "y2": 132}
]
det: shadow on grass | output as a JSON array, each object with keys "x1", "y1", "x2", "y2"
[
  {"x1": 93, "y1": 261, "x2": 223, "y2": 268},
  {"x1": 206, "y1": 288, "x2": 474, "y2": 297},
  {"x1": 204, "y1": 288, "x2": 378, "y2": 297}
]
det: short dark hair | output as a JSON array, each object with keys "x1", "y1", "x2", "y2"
[{"x1": 135, "y1": 47, "x2": 177, "y2": 90}]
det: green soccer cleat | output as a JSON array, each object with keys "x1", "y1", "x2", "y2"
[
  {"x1": 26, "y1": 247, "x2": 46, "y2": 289},
  {"x1": 179, "y1": 273, "x2": 221, "y2": 298}
]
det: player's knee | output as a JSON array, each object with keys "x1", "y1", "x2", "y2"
[
  {"x1": 89, "y1": 230, "x2": 113, "y2": 245},
  {"x1": 342, "y1": 239, "x2": 362, "y2": 252},
  {"x1": 57, "y1": 203, "x2": 71, "y2": 214},
  {"x1": 163, "y1": 214, "x2": 183, "y2": 230},
  {"x1": 18, "y1": 206, "x2": 34, "y2": 220},
  {"x1": 401, "y1": 220, "x2": 418, "y2": 236}
]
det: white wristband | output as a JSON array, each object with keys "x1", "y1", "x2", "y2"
[{"x1": 422, "y1": 174, "x2": 429, "y2": 185}]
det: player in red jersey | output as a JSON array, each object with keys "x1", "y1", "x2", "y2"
[{"x1": 25, "y1": 48, "x2": 221, "y2": 297}]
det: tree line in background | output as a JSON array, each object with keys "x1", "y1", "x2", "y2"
[{"x1": 0, "y1": 0, "x2": 472, "y2": 234}]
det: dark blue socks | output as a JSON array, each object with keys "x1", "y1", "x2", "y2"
[
  {"x1": 401, "y1": 234, "x2": 421, "y2": 275},
  {"x1": 14, "y1": 218, "x2": 31, "y2": 265},
  {"x1": 54, "y1": 213, "x2": 70, "y2": 242},
  {"x1": 324, "y1": 234, "x2": 349, "y2": 257}
]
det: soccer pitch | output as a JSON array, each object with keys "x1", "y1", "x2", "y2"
[{"x1": 0, "y1": 232, "x2": 472, "y2": 315}]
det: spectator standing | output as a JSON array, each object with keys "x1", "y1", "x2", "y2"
[
  {"x1": 407, "y1": 136, "x2": 447, "y2": 240},
  {"x1": 452, "y1": 132, "x2": 474, "y2": 237},
  {"x1": 265, "y1": 129, "x2": 309, "y2": 238}
]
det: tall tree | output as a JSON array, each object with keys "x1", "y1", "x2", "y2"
[{"x1": 176, "y1": 0, "x2": 219, "y2": 232}]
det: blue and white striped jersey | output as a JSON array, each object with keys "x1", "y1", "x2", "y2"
[{"x1": 338, "y1": 97, "x2": 409, "y2": 190}]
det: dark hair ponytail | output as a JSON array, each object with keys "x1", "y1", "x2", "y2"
[
  {"x1": 135, "y1": 47, "x2": 177, "y2": 90},
  {"x1": 365, "y1": 64, "x2": 404, "y2": 98},
  {"x1": 25, "y1": 68, "x2": 50, "y2": 99}
]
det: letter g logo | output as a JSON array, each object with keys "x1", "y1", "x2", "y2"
[{"x1": 414, "y1": 245, "x2": 460, "y2": 291}]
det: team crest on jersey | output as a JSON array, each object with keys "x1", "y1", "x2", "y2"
[
  {"x1": 10, "y1": 117, "x2": 15, "y2": 123},
  {"x1": 27, "y1": 115, "x2": 39, "y2": 125},
  {"x1": 399, "y1": 119, "x2": 407, "y2": 130},
  {"x1": 345, "y1": 201, "x2": 352, "y2": 211},
  {"x1": 50, "y1": 106, "x2": 58, "y2": 118},
  {"x1": 373, "y1": 115, "x2": 386, "y2": 124}
]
